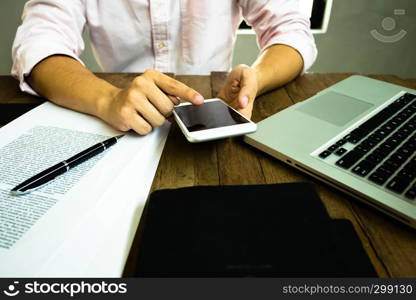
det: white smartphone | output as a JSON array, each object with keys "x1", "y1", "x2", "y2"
[{"x1": 173, "y1": 98, "x2": 257, "y2": 143}]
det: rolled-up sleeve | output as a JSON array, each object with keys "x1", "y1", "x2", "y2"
[
  {"x1": 11, "y1": 0, "x2": 86, "y2": 95},
  {"x1": 239, "y1": 0, "x2": 317, "y2": 72}
]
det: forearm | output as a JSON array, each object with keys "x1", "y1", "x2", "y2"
[
  {"x1": 252, "y1": 44, "x2": 304, "y2": 95},
  {"x1": 27, "y1": 55, "x2": 119, "y2": 119}
]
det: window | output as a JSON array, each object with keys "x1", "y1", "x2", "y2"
[{"x1": 238, "y1": 0, "x2": 332, "y2": 34}]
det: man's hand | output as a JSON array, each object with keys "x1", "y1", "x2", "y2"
[
  {"x1": 28, "y1": 57, "x2": 205, "y2": 136},
  {"x1": 217, "y1": 64, "x2": 258, "y2": 119},
  {"x1": 98, "y1": 69, "x2": 204, "y2": 135}
]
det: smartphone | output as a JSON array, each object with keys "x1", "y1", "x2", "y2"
[{"x1": 173, "y1": 98, "x2": 257, "y2": 143}]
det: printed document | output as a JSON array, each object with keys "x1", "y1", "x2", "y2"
[{"x1": 0, "y1": 102, "x2": 169, "y2": 276}]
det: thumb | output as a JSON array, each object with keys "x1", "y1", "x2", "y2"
[
  {"x1": 237, "y1": 68, "x2": 257, "y2": 109},
  {"x1": 238, "y1": 84, "x2": 256, "y2": 109},
  {"x1": 238, "y1": 92, "x2": 250, "y2": 109}
]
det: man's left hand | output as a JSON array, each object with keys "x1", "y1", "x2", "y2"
[{"x1": 217, "y1": 64, "x2": 258, "y2": 119}]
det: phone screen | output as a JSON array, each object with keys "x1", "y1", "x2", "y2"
[{"x1": 174, "y1": 101, "x2": 249, "y2": 132}]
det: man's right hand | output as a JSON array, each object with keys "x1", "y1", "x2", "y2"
[
  {"x1": 28, "y1": 56, "x2": 203, "y2": 135},
  {"x1": 98, "y1": 69, "x2": 204, "y2": 135}
]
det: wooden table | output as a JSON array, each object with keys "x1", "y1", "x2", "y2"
[{"x1": 1, "y1": 73, "x2": 416, "y2": 278}]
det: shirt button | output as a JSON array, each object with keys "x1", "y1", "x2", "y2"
[{"x1": 157, "y1": 42, "x2": 166, "y2": 49}]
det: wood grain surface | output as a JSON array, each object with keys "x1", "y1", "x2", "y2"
[{"x1": 1, "y1": 73, "x2": 415, "y2": 277}]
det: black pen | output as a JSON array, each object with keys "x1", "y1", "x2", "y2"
[{"x1": 10, "y1": 135, "x2": 124, "y2": 195}]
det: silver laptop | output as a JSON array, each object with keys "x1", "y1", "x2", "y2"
[{"x1": 245, "y1": 75, "x2": 416, "y2": 228}]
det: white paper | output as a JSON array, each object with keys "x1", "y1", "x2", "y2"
[{"x1": 0, "y1": 102, "x2": 169, "y2": 277}]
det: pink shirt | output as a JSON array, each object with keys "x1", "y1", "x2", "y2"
[{"x1": 12, "y1": 0, "x2": 317, "y2": 95}]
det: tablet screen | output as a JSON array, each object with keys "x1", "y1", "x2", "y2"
[{"x1": 174, "y1": 101, "x2": 249, "y2": 132}]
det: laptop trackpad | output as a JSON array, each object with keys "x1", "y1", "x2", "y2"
[{"x1": 296, "y1": 92, "x2": 374, "y2": 127}]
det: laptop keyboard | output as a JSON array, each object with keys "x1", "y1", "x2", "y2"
[{"x1": 318, "y1": 92, "x2": 416, "y2": 200}]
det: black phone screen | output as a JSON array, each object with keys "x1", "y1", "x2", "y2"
[{"x1": 174, "y1": 101, "x2": 249, "y2": 132}]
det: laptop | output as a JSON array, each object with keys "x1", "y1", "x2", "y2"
[{"x1": 244, "y1": 75, "x2": 416, "y2": 228}]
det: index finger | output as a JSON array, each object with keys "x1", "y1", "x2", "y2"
[{"x1": 152, "y1": 72, "x2": 204, "y2": 105}]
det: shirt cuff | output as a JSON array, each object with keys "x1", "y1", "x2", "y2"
[
  {"x1": 260, "y1": 31, "x2": 318, "y2": 74},
  {"x1": 12, "y1": 42, "x2": 85, "y2": 96}
]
